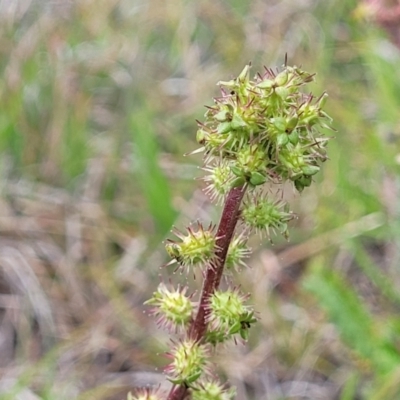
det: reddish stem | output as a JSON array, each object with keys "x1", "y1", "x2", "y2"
[
  {"x1": 167, "y1": 385, "x2": 188, "y2": 400},
  {"x1": 167, "y1": 185, "x2": 246, "y2": 400},
  {"x1": 189, "y1": 185, "x2": 246, "y2": 340}
]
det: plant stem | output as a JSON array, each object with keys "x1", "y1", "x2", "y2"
[
  {"x1": 189, "y1": 185, "x2": 246, "y2": 341},
  {"x1": 167, "y1": 185, "x2": 246, "y2": 400},
  {"x1": 167, "y1": 385, "x2": 188, "y2": 400}
]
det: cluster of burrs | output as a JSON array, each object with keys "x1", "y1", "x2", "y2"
[{"x1": 130, "y1": 63, "x2": 332, "y2": 400}]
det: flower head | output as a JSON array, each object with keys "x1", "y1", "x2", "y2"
[
  {"x1": 206, "y1": 288, "x2": 256, "y2": 343},
  {"x1": 145, "y1": 283, "x2": 193, "y2": 331},
  {"x1": 165, "y1": 339, "x2": 211, "y2": 385},
  {"x1": 145, "y1": 63, "x2": 332, "y2": 399},
  {"x1": 203, "y1": 160, "x2": 235, "y2": 204},
  {"x1": 241, "y1": 193, "x2": 294, "y2": 239},
  {"x1": 192, "y1": 379, "x2": 236, "y2": 400},
  {"x1": 165, "y1": 222, "x2": 217, "y2": 271},
  {"x1": 196, "y1": 63, "x2": 331, "y2": 196},
  {"x1": 225, "y1": 234, "x2": 251, "y2": 271}
]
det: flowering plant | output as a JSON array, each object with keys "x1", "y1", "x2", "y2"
[{"x1": 131, "y1": 61, "x2": 331, "y2": 400}]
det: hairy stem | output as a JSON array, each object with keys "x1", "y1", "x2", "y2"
[{"x1": 167, "y1": 185, "x2": 246, "y2": 400}]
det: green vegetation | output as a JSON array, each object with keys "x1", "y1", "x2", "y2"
[{"x1": 0, "y1": 1, "x2": 399, "y2": 399}]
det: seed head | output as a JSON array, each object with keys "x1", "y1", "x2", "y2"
[
  {"x1": 192, "y1": 379, "x2": 236, "y2": 400},
  {"x1": 195, "y1": 63, "x2": 332, "y2": 197},
  {"x1": 165, "y1": 222, "x2": 217, "y2": 270},
  {"x1": 165, "y1": 339, "x2": 211, "y2": 385},
  {"x1": 145, "y1": 283, "x2": 193, "y2": 331},
  {"x1": 241, "y1": 193, "x2": 294, "y2": 239},
  {"x1": 206, "y1": 288, "x2": 256, "y2": 343}
]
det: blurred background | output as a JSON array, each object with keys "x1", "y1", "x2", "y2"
[{"x1": 0, "y1": 0, "x2": 400, "y2": 399}]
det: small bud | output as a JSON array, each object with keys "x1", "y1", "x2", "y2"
[
  {"x1": 274, "y1": 86, "x2": 289, "y2": 100},
  {"x1": 249, "y1": 171, "x2": 267, "y2": 186},
  {"x1": 217, "y1": 121, "x2": 233, "y2": 134},
  {"x1": 145, "y1": 283, "x2": 193, "y2": 330},
  {"x1": 230, "y1": 113, "x2": 247, "y2": 130},
  {"x1": 241, "y1": 194, "x2": 294, "y2": 238},
  {"x1": 165, "y1": 340, "x2": 210, "y2": 385},
  {"x1": 301, "y1": 164, "x2": 320, "y2": 176},
  {"x1": 294, "y1": 175, "x2": 312, "y2": 192},
  {"x1": 203, "y1": 161, "x2": 233, "y2": 203},
  {"x1": 277, "y1": 143, "x2": 324, "y2": 188},
  {"x1": 286, "y1": 115, "x2": 299, "y2": 132},
  {"x1": 256, "y1": 79, "x2": 274, "y2": 89},
  {"x1": 165, "y1": 223, "x2": 217, "y2": 269},
  {"x1": 276, "y1": 133, "x2": 289, "y2": 147},
  {"x1": 274, "y1": 70, "x2": 289, "y2": 86},
  {"x1": 234, "y1": 145, "x2": 268, "y2": 179},
  {"x1": 206, "y1": 288, "x2": 256, "y2": 342},
  {"x1": 165, "y1": 243, "x2": 181, "y2": 259},
  {"x1": 192, "y1": 379, "x2": 236, "y2": 400},
  {"x1": 229, "y1": 165, "x2": 242, "y2": 178},
  {"x1": 288, "y1": 129, "x2": 299, "y2": 145},
  {"x1": 196, "y1": 129, "x2": 206, "y2": 145},
  {"x1": 272, "y1": 117, "x2": 286, "y2": 132},
  {"x1": 214, "y1": 110, "x2": 232, "y2": 122},
  {"x1": 226, "y1": 235, "x2": 251, "y2": 270}
]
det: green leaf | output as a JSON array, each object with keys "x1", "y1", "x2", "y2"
[
  {"x1": 231, "y1": 177, "x2": 246, "y2": 188},
  {"x1": 217, "y1": 121, "x2": 232, "y2": 134},
  {"x1": 228, "y1": 321, "x2": 241, "y2": 335},
  {"x1": 339, "y1": 373, "x2": 359, "y2": 400},
  {"x1": 274, "y1": 70, "x2": 289, "y2": 86},
  {"x1": 304, "y1": 264, "x2": 400, "y2": 375},
  {"x1": 185, "y1": 371, "x2": 202, "y2": 384},
  {"x1": 277, "y1": 133, "x2": 289, "y2": 147},
  {"x1": 275, "y1": 86, "x2": 289, "y2": 100},
  {"x1": 288, "y1": 130, "x2": 299, "y2": 145},
  {"x1": 249, "y1": 171, "x2": 267, "y2": 186},
  {"x1": 129, "y1": 108, "x2": 176, "y2": 236},
  {"x1": 351, "y1": 242, "x2": 400, "y2": 306},
  {"x1": 286, "y1": 115, "x2": 299, "y2": 132},
  {"x1": 272, "y1": 117, "x2": 286, "y2": 131},
  {"x1": 215, "y1": 110, "x2": 231, "y2": 122},
  {"x1": 301, "y1": 165, "x2": 320, "y2": 176},
  {"x1": 256, "y1": 79, "x2": 274, "y2": 89},
  {"x1": 230, "y1": 165, "x2": 243, "y2": 177},
  {"x1": 230, "y1": 113, "x2": 247, "y2": 129}
]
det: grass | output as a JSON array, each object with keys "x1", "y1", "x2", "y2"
[{"x1": 0, "y1": 0, "x2": 400, "y2": 399}]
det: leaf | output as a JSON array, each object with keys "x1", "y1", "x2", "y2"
[
  {"x1": 304, "y1": 262, "x2": 400, "y2": 375},
  {"x1": 217, "y1": 121, "x2": 232, "y2": 134},
  {"x1": 129, "y1": 108, "x2": 176, "y2": 236}
]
